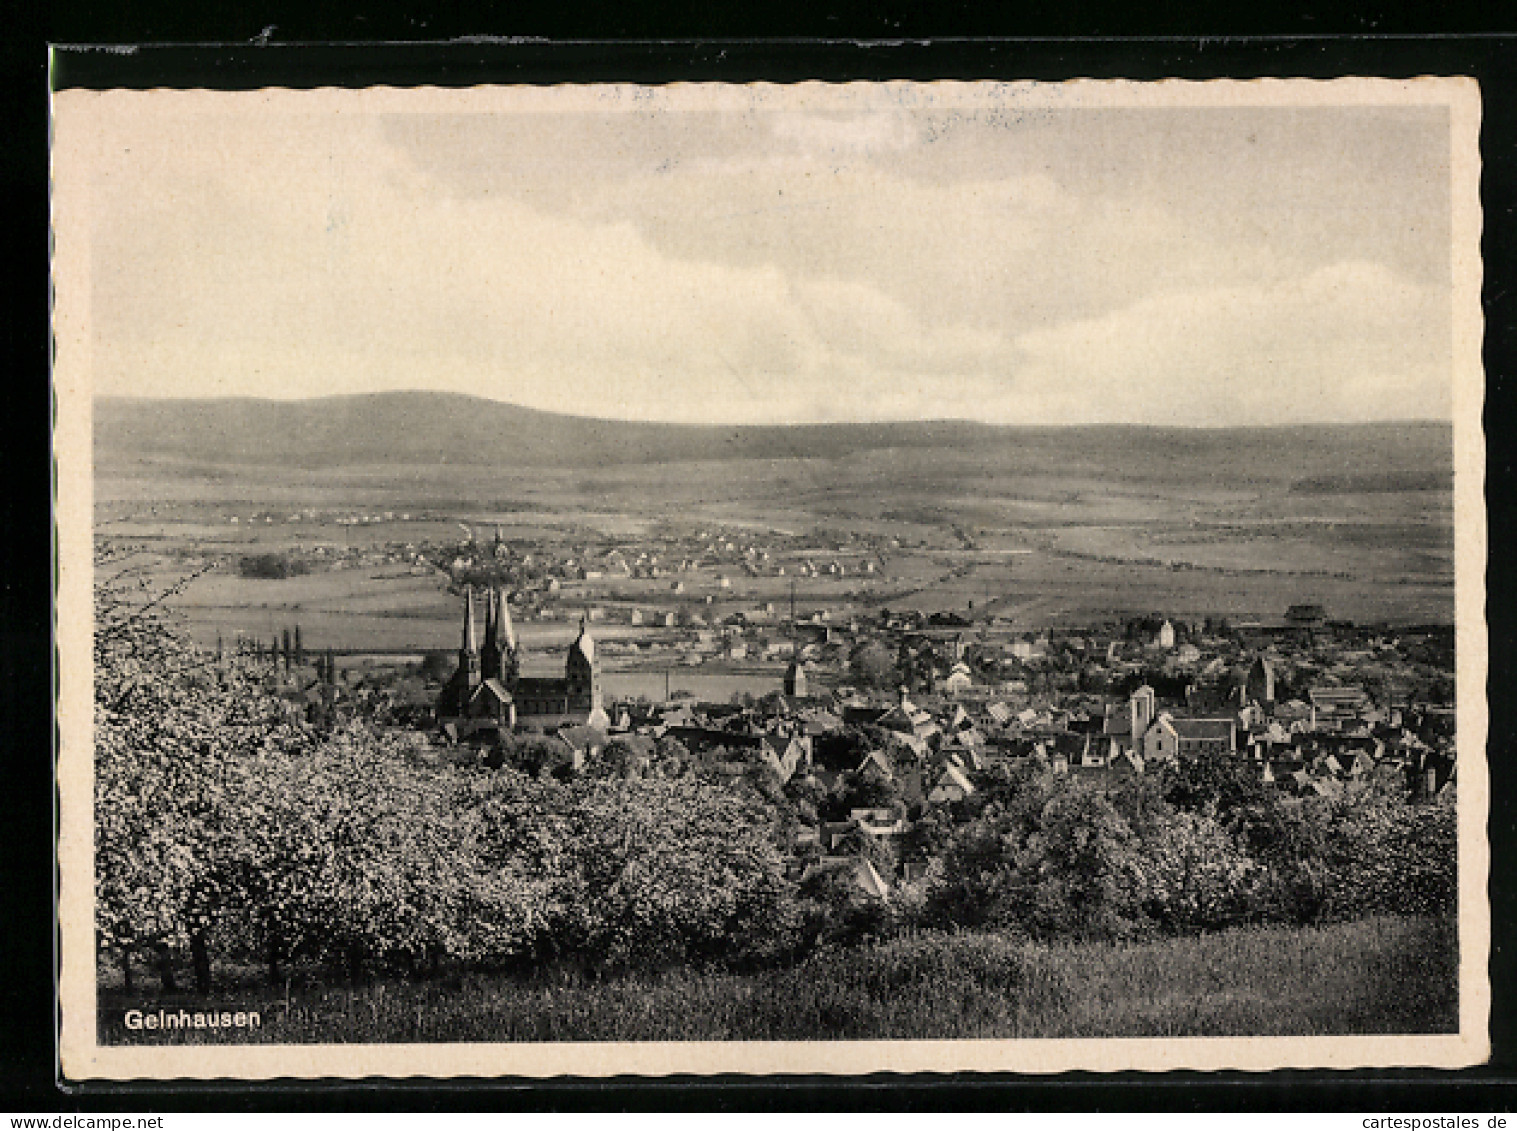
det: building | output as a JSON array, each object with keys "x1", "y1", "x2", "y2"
[
  {"x1": 437, "y1": 586, "x2": 601, "y2": 738},
  {"x1": 1141, "y1": 713, "x2": 1237, "y2": 761},
  {"x1": 1308, "y1": 686, "x2": 1370, "y2": 731},
  {"x1": 783, "y1": 660, "x2": 808, "y2": 697},
  {"x1": 1243, "y1": 655, "x2": 1277, "y2": 707},
  {"x1": 1285, "y1": 604, "x2": 1328, "y2": 629}
]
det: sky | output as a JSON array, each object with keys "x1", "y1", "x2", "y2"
[{"x1": 67, "y1": 83, "x2": 1459, "y2": 426}]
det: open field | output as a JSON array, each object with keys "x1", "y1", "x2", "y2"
[
  {"x1": 95, "y1": 399, "x2": 1456, "y2": 642},
  {"x1": 98, "y1": 915, "x2": 1456, "y2": 1043}
]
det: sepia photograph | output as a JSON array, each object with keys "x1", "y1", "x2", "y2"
[{"x1": 50, "y1": 77, "x2": 1488, "y2": 1079}]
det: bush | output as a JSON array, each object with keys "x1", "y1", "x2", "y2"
[
  {"x1": 470, "y1": 772, "x2": 799, "y2": 973},
  {"x1": 924, "y1": 765, "x2": 1456, "y2": 943},
  {"x1": 1318, "y1": 793, "x2": 1457, "y2": 921},
  {"x1": 237, "y1": 552, "x2": 309, "y2": 579},
  {"x1": 1135, "y1": 808, "x2": 1260, "y2": 933}
]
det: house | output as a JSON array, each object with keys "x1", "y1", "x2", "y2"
[
  {"x1": 857, "y1": 749, "x2": 895, "y2": 782},
  {"x1": 760, "y1": 735, "x2": 810, "y2": 783},
  {"x1": 943, "y1": 662, "x2": 975, "y2": 695},
  {"x1": 850, "y1": 807, "x2": 906, "y2": 836},
  {"x1": 928, "y1": 761, "x2": 976, "y2": 805},
  {"x1": 558, "y1": 723, "x2": 609, "y2": 769},
  {"x1": 877, "y1": 693, "x2": 939, "y2": 741},
  {"x1": 818, "y1": 822, "x2": 856, "y2": 851},
  {"x1": 800, "y1": 856, "x2": 892, "y2": 900},
  {"x1": 1309, "y1": 686, "x2": 1371, "y2": 730},
  {"x1": 853, "y1": 858, "x2": 892, "y2": 900}
]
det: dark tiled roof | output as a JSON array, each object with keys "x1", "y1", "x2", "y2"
[{"x1": 1172, "y1": 718, "x2": 1234, "y2": 740}]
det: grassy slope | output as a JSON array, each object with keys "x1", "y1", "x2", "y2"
[{"x1": 99, "y1": 915, "x2": 1456, "y2": 1044}]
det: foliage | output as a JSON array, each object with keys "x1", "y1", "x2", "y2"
[
  {"x1": 470, "y1": 772, "x2": 797, "y2": 972},
  {"x1": 848, "y1": 641, "x2": 898, "y2": 691},
  {"x1": 236, "y1": 553, "x2": 309, "y2": 580},
  {"x1": 1317, "y1": 792, "x2": 1458, "y2": 920},
  {"x1": 927, "y1": 760, "x2": 1455, "y2": 943}
]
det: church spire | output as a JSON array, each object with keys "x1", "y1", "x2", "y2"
[
  {"x1": 460, "y1": 587, "x2": 482, "y2": 689},
  {"x1": 480, "y1": 588, "x2": 501, "y2": 679},
  {"x1": 495, "y1": 587, "x2": 517, "y2": 652},
  {"x1": 461, "y1": 586, "x2": 478, "y2": 654}
]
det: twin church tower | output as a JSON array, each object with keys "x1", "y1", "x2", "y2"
[{"x1": 437, "y1": 586, "x2": 602, "y2": 736}]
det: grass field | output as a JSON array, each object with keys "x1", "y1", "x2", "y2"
[{"x1": 99, "y1": 915, "x2": 1456, "y2": 1044}]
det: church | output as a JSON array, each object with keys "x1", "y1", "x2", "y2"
[{"x1": 436, "y1": 586, "x2": 603, "y2": 738}]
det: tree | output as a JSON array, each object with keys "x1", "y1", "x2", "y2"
[
  {"x1": 418, "y1": 650, "x2": 454, "y2": 683},
  {"x1": 1134, "y1": 807, "x2": 1258, "y2": 933},
  {"x1": 94, "y1": 548, "x2": 315, "y2": 992},
  {"x1": 1159, "y1": 753, "x2": 1265, "y2": 821},
  {"x1": 471, "y1": 772, "x2": 797, "y2": 972},
  {"x1": 849, "y1": 641, "x2": 898, "y2": 691},
  {"x1": 930, "y1": 775, "x2": 1152, "y2": 941}
]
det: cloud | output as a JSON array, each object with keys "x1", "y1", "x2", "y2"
[
  {"x1": 78, "y1": 94, "x2": 1453, "y2": 426},
  {"x1": 1001, "y1": 261, "x2": 1450, "y2": 425}
]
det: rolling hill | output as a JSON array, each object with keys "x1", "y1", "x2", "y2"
[{"x1": 93, "y1": 392, "x2": 1454, "y2": 493}]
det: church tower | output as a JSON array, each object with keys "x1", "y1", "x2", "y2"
[
  {"x1": 1129, "y1": 684, "x2": 1156, "y2": 741},
  {"x1": 565, "y1": 616, "x2": 600, "y2": 711},
  {"x1": 480, "y1": 588, "x2": 502, "y2": 683},
  {"x1": 459, "y1": 586, "x2": 482, "y2": 691},
  {"x1": 493, "y1": 586, "x2": 519, "y2": 687}
]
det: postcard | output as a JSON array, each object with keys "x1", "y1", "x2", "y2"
[{"x1": 52, "y1": 76, "x2": 1488, "y2": 1079}]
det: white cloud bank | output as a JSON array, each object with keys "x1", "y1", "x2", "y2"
[{"x1": 76, "y1": 93, "x2": 1453, "y2": 426}]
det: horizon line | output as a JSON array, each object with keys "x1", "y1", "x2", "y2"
[{"x1": 91, "y1": 390, "x2": 1453, "y2": 432}]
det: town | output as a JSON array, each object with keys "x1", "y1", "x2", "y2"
[{"x1": 228, "y1": 519, "x2": 1457, "y2": 906}]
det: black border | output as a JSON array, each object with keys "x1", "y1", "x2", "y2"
[{"x1": 11, "y1": 26, "x2": 1517, "y2": 1113}]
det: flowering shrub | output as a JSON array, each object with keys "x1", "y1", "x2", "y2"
[
  {"x1": 1317, "y1": 793, "x2": 1457, "y2": 921},
  {"x1": 928, "y1": 771, "x2": 1455, "y2": 942},
  {"x1": 1135, "y1": 808, "x2": 1259, "y2": 933}
]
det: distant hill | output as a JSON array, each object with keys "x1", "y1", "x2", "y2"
[
  {"x1": 94, "y1": 392, "x2": 1453, "y2": 489},
  {"x1": 95, "y1": 392, "x2": 1008, "y2": 470}
]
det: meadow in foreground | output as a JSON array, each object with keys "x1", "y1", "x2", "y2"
[{"x1": 99, "y1": 915, "x2": 1455, "y2": 1044}]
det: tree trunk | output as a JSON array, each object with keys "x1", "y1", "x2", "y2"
[
  {"x1": 120, "y1": 949, "x2": 133, "y2": 995},
  {"x1": 190, "y1": 931, "x2": 213, "y2": 995},
  {"x1": 266, "y1": 937, "x2": 283, "y2": 987},
  {"x1": 156, "y1": 950, "x2": 177, "y2": 993}
]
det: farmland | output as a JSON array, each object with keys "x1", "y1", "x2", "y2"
[{"x1": 94, "y1": 396, "x2": 1456, "y2": 665}]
